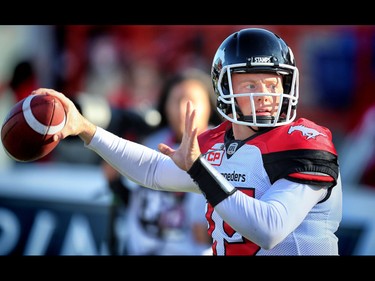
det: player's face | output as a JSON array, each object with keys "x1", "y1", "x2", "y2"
[{"x1": 231, "y1": 73, "x2": 283, "y2": 118}]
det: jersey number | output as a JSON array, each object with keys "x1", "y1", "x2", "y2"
[{"x1": 207, "y1": 188, "x2": 260, "y2": 255}]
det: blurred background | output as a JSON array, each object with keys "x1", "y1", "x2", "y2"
[{"x1": 1, "y1": 25, "x2": 375, "y2": 255}]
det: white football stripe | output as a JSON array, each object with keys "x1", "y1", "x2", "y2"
[{"x1": 23, "y1": 95, "x2": 66, "y2": 135}]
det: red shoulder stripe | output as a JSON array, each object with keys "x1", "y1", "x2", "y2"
[{"x1": 289, "y1": 172, "x2": 335, "y2": 183}]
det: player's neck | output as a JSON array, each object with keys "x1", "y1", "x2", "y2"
[{"x1": 232, "y1": 123, "x2": 257, "y2": 140}]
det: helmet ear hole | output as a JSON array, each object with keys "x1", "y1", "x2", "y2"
[
  {"x1": 221, "y1": 74, "x2": 229, "y2": 94},
  {"x1": 217, "y1": 98, "x2": 231, "y2": 114},
  {"x1": 218, "y1": 72, "x2": 232, "y2": 114},
  {"x1": 283, "y1": 75, "x2": 292, "y2": 94}
]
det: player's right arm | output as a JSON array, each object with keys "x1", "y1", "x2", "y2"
[
  {"x1": 31, "y1": 88, "x2": 200, "y2": 194},
  {"x1": 31, "y1": 88, "x2": 97, "y2": 145},
  {"x1": 88, "y1": 126, "x2": 199, "y2": 193}
]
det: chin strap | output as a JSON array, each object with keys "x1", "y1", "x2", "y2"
[
  {"x1": 238, "y1": 114, "x2": 275, "y2": 133},
  {"x1": 237, "y1": 111, "x2": 273, "y2": 133},
  {"x1": 249, "y1": 126, "x2": 259, "y2": 133}
]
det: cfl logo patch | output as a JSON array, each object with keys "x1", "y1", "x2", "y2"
[
  {"x1": 227, "y1": 143, "x2": 238, "y2": 155},
  {"x1": 205, "y1": 150, "x2": 224, "y2": 166}
]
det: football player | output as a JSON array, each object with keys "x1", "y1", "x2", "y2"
[{"x1": 33, "y1": 27, "x2": 342, "y2": 255}]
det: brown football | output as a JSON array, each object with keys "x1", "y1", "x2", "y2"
[{"x1": 1, "y1": 94, "x2": 66, "y2": 162}]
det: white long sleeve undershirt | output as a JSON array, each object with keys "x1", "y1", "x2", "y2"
[
  {"x1": 215, "y1": 178, "x2": 329, "y2": 249},
  {"x1": 87, "y1": 126, "x2": 201, "y2": 193},
  {"x1": 87, "y1": 126, "x2": 330, "y2": 249}
]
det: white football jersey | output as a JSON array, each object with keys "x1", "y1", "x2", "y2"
[{"x1": 198, "y1": 118, "x2": 342, "y2": 255}]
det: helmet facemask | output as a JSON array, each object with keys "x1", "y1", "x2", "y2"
[{"x1": 216, "y1": 58, "x2": 299, "y2": 128}]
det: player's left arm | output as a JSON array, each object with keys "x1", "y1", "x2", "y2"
[
  {"x1": 214, "y1": 179, "x2": 328, "y2": 249},
  {"x1": 187, "y1": 155, "x2": 329, "y2": 249}
]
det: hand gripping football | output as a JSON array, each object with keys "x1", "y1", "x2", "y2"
[{"x1": 1, "y1": 93, "x2": 66, "y2": 162}]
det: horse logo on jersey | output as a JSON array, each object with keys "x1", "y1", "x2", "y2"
[{"x1": 288, "y1": 124, "x2": 327, "y2": 140}]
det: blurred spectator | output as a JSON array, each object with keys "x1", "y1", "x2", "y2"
[
  {"x1": 83, "y1": 31, "x2": 127, "y2": 103},
  {"x1": 9, "y1": 60, "x2": 39, "y2": 102},
  {"x1": 339, "y1": 103, "x2": 375, "y2": 189},
  {"x1": 101, "y1": 106, "x2": 157, "y2": 255},
  {"x1": 111, "y1": 68, "x2": 221, "y2": 255},
  {"x1": 0, "y1": 26, "x2": 55, "y2": 91},
  {"x1": 0, "y1": 88, "x2": 16, "y2": 170}
]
